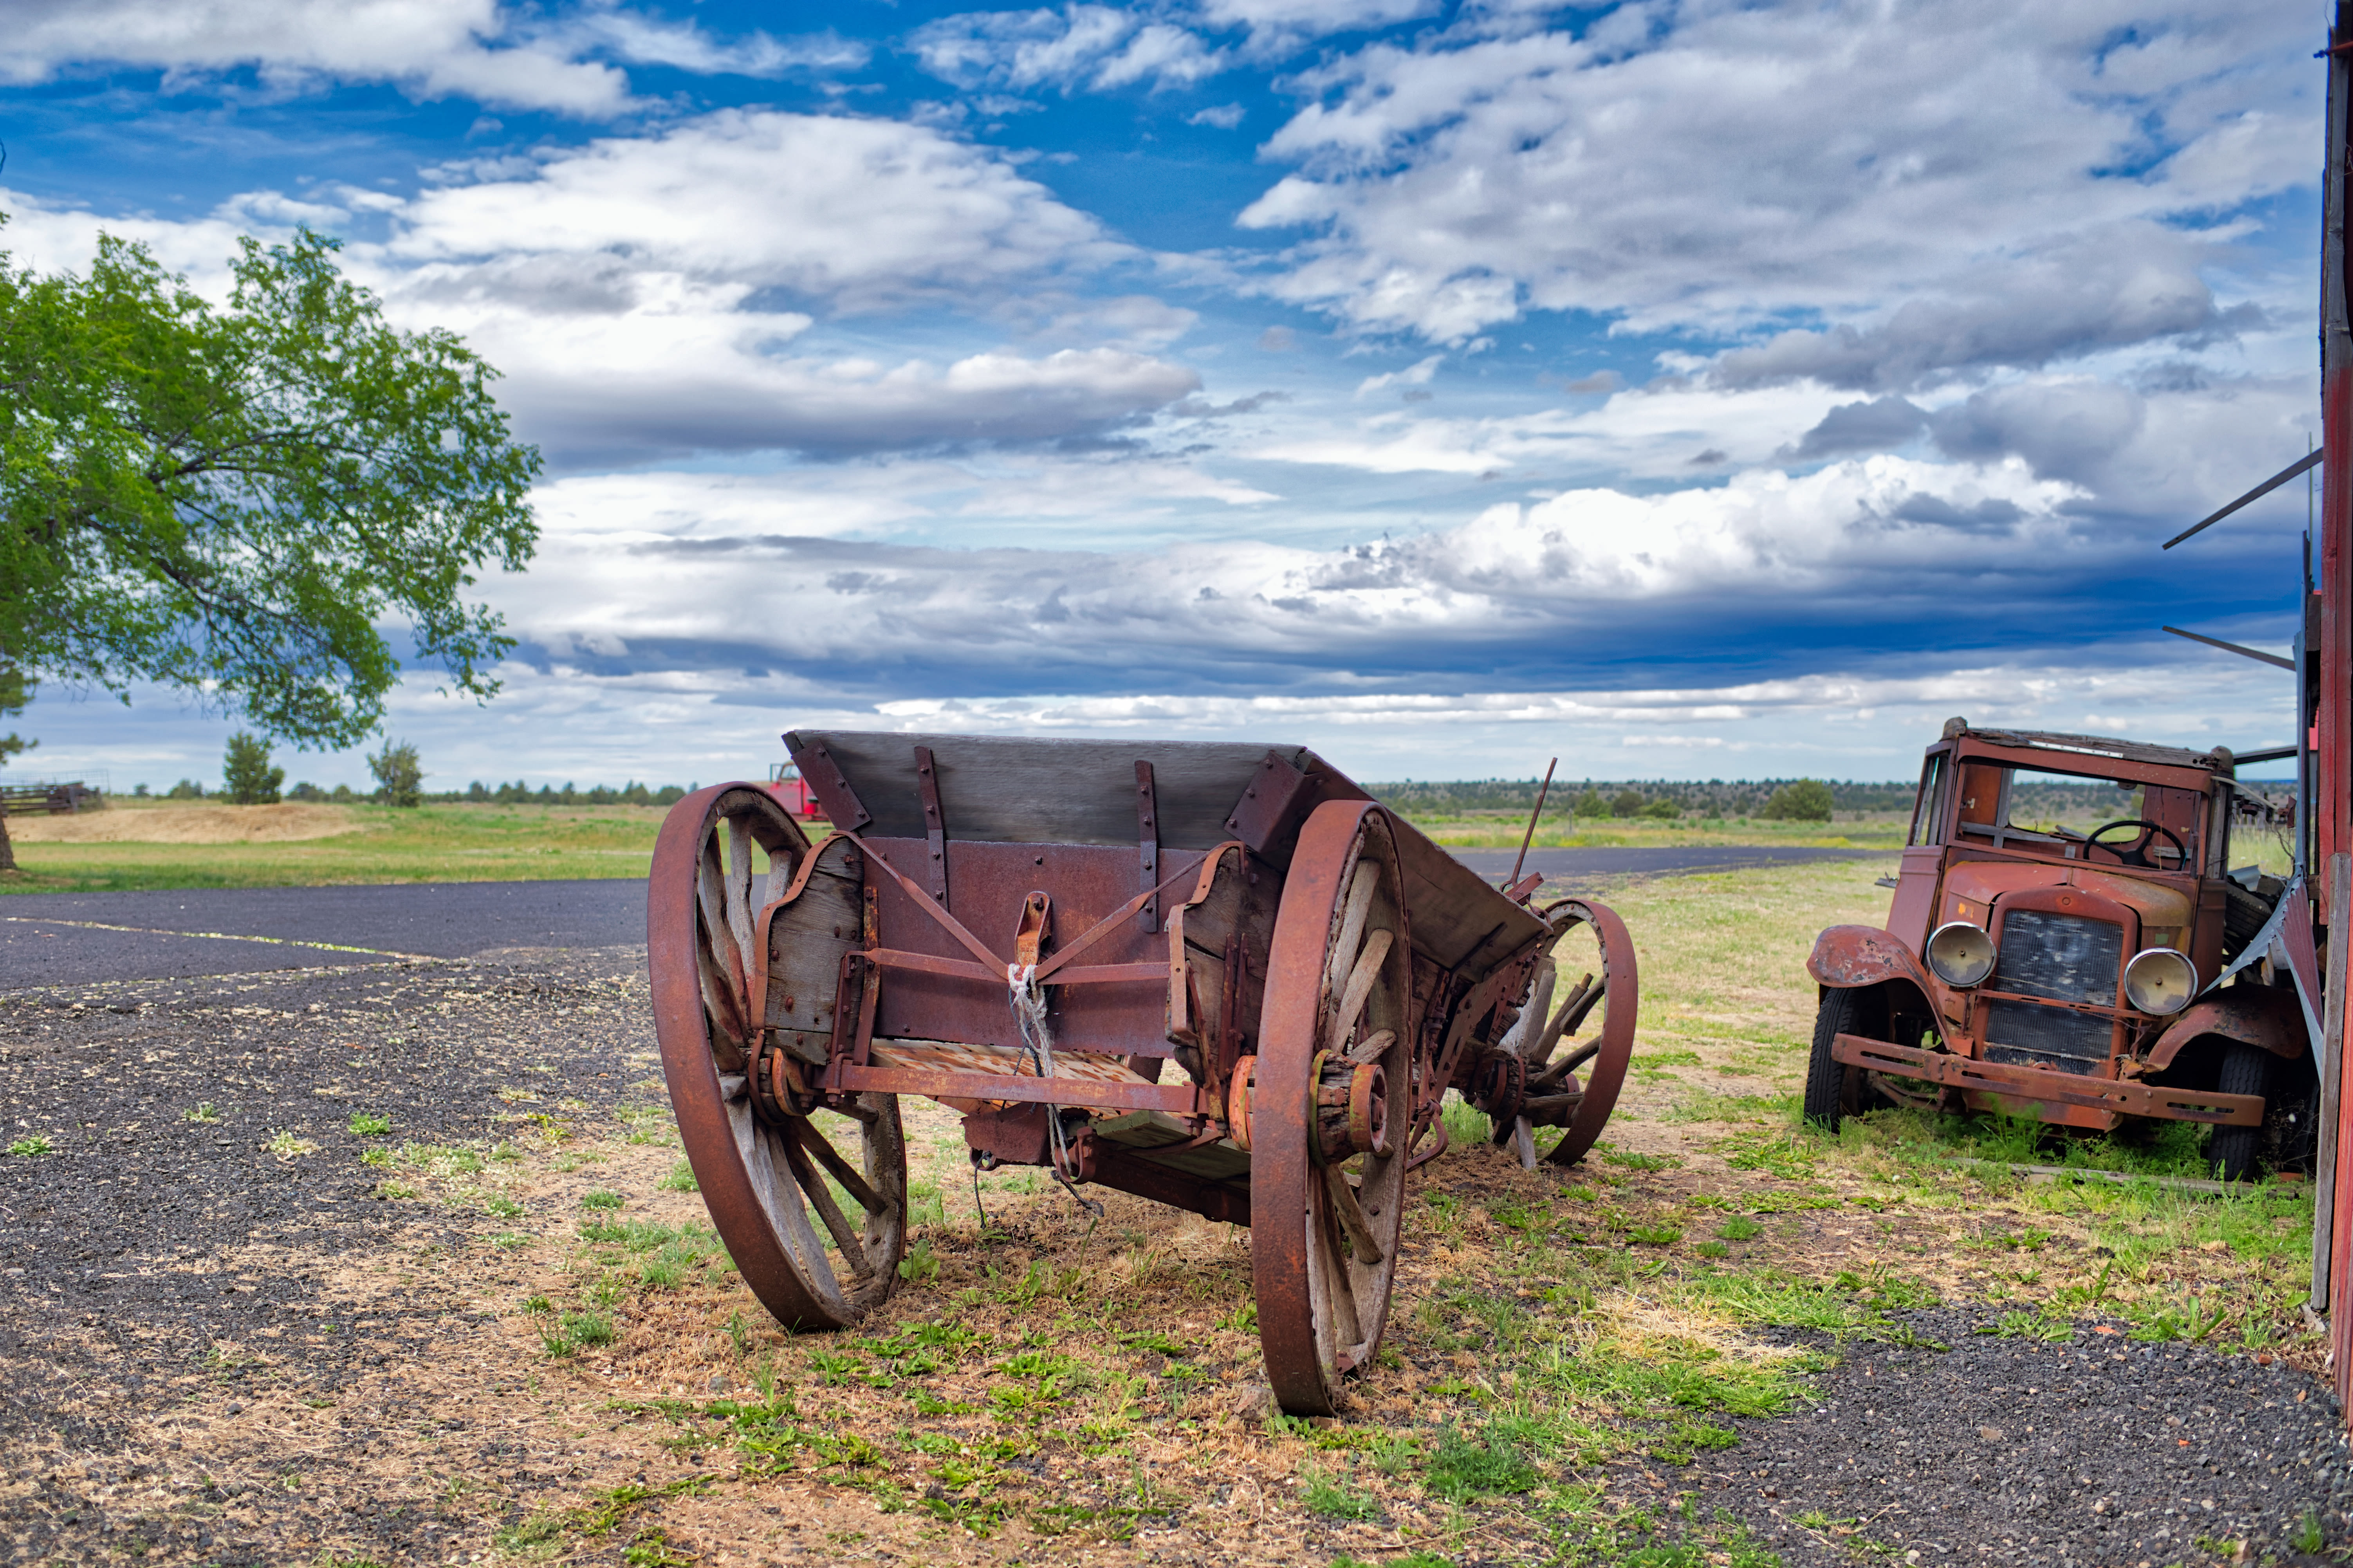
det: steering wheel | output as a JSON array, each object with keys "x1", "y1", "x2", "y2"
[{"x1": 2085, "y1": 818, "x2": 2186, "y2": 870}]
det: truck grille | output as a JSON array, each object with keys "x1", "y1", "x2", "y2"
[
  {"x1": 1983, "y1": 911, "x2": 2121, "y2": 1076},
  {"x1": 1991, "y1": 910, "x2": 2122, "y2": 1004},
  {"x1": 1983, "y1": 1000, "x2": 2113, "y2": 1075}
]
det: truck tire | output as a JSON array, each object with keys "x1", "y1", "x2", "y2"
[
  {"x1": 2208, "y1": 1043, "x2": 2273, "y2": 1182},
  {"x1": 1804, "y1": 988, "x2": 1860, "y2": 1133}
]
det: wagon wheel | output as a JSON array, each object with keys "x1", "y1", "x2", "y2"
[
  {"x1": 1535, "y1": 899, "x2": 1638, "y2": 1167},
  {"x1": 648, "y1": 784, "x2": 908, "y2": 1330},
  {"x1": 1252, "y1": 800, "x2": 1414, "y2": 1416}
]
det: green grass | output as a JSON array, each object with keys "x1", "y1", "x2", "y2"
[
  {"x1": 0, "y1": 799, "x2": 671, "y2": 893},
  {"x1": 1396, "y1": 807, "x2": 1908, "y2": 853},
  {"x1": 0, "y1": 796, "x2": 1891, "y2": 896},
  {"x1": 1299, "y1": 1461, "x2": 1382, "y2": 1521}
]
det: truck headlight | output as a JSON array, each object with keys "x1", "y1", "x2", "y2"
[
  {"x1": 1926, "y1": 921, "x2": 1996, "y2": 987},
  {"x1": 2123, "y1": 948, "x2": 2196, "y2": 1016}
]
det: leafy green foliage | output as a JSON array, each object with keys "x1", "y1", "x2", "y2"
[
  {"x1": 0, "y1": 220, "x2": 539, "y2": 747},
  {"x1": 368, "y1": 740, "x2": 424, "y2": 808},
  {"x1": 1761, "y1": 779, "x2": 1834, "y2": 820},
  {"x1": 0, "y1": 662, "x2": 30, "y2": 771},
  {"x1": 222, "y1": 731, "x2": 283, "y2": 804}
]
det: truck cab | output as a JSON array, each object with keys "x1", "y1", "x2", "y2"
[{"x1": 1805, "y1": 719, "x2": 2312, "y2": 1178}]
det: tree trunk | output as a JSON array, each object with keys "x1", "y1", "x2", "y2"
[{"x1": 0, "y1": 803, "x2": 15, "y2": 872}]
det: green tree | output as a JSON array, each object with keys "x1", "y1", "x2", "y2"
[
  {"x1": 369, "y1": 740, "x2": 424, "y2": 808},
  {"x1": 1763, "y1": 779, "x2": 1835, "y2": 821},
  {"x1": 1610, "y1": 789, "x2": 1645, "y2": 818},
  {"x1": 0, "y1": 664, "x2": 32, "y2": 872},
  {"x1": 1574, "y1": 788, "x2": 1610, "y2": 817},
  {"x1": 0, "y1": 217, "x2": 539, "y2": 870},
  {"x1": 223, "y1": 731, "x2": 285, "y2": 805}
]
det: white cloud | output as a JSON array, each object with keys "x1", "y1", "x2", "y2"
[
  {"x1": 1353, "y1": 353, "x2": 1441, "y2": 397},
  {"x1": 0, "y1": 0, "x2": 842, "y2": 115},
  {"x1": 1003, "y1": 293, "x2": 1202, "y2": 352},
  {"x1": 1240, "y1": 3, "x2": 2311, "y2": 358},
  {"x1": 1199, "y1": 0, "x2": 1439, "y2": 50},
  {"x1": 480, "y1": 455, "x2": 2101, "y2": 694},
  {"x1": 1251, "y1": 377, "x2": 1853, "y2": 477},
  {"x1": 2, "y1": 110, "x2": 1194, "y2": 462},
  {"x1": 854, "y1": 655, "x2": 2295, "y2": 781},
  {"x1": 910, "y1": 6, "x2": 1225, "y2": 94},
  {"x1": 377, "y1": 112, "x2": 1194, "y2": 455},
  {"x1": 1188, "y1": 103, "x2": 1247, "y2": 128},
  {"x1": 391, "y1": 110, "x2": 1124, "y2": 312}
]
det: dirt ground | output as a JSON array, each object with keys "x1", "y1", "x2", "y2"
[{"x1": 4, "y1": 931, "x2": 2351, "y2": 1568}]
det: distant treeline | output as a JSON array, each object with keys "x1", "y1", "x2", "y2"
[
  {"x1": 1367, "y1": 778, "x2": 1920, "y2": 818},
  {"x1": 266, "y1": 779, "x2": 694, "y2": 806}
]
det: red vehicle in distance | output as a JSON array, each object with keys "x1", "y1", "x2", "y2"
[{"x1": 766, "y1": 763, "x2": 828, "y2": 823}]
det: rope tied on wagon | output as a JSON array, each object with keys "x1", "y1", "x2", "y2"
[{"x1": 1009, "y1": 962, "x2": 1106, "y2": 1218}]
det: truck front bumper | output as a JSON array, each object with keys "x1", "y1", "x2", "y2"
[{"x1": 1832, "y1": 1034, "x2": 2261, "y2": 1126}]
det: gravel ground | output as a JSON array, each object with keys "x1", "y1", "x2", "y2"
[
  {"x1": 0, "y1": 946, "x2": 651, "y2": 1566},
  {"x1": 1640, "y1": 1307, "x2": 2353, "y2": 1566},
  {"x1": 5, "y1": 943, "x2": 2351, "y2": 1567}
]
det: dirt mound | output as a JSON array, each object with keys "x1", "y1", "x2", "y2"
[{"x1": 3, "y1": 802, "x2": 364, "y2": 844}]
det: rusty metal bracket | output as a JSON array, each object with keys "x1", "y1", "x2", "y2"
[
  {"x1": 915, "y1": 745, "x2": 949, "y2": 906},
  {"x1": 783, "y1": 732, "x2": 873, "y2": 830},
  {"x1": 1137, "y1": 760, "x2": 1161, "y2": 934},
  {"x1": 1225, "y1": 752, "x2": 1314, "y2": 859},
  {"x1": 1015, "y1": 891, "x2": 1051, "y2": 969}
]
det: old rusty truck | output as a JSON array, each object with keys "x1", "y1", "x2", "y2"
[{"x1": 1804, "y1": 719, "x2": 2317, "y2": 1179}]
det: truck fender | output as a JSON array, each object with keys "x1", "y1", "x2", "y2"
[
  {"x1": 1808, "y1": 925, "x2": 1937, "y2": 994},
  {"x1": 2145, "y1": 985, "x2": 2308, "y2": 1071},
  {"x1": 1806, "y1": 926, "x2": 1961, "y2": 1053}
]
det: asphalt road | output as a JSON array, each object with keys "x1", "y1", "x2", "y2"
[
  {"x1": 0, "y1": 844, "x2": 1886, "y2": 992},
  {"x1": 0, "y1": 880, "x2": 648, "y2": 991}
]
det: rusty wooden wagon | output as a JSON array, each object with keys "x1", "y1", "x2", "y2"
[{"x1": 648, "y1": 733, "x2": 1637, "y2": 1414}]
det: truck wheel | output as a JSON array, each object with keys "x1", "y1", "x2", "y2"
[
  {"x1": 1804, "y1": 989, "x2": 1860, "y2": 1133},
  {"x1": 2208, "y1": 1044, "x2": 2273, "y2": 1182}
]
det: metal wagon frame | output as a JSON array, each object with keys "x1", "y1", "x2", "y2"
[{"x1": 649, "y1": 732, "x2": 1636, "y2": 1414}]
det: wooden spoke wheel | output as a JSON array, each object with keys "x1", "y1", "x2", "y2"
[
  {"x1": 649, "y1": 785, "x2": 908, "y2": 1330},
  {"x1": 1534, "y1": 899, "x2": 1639, "y2": 1167},
  {"x1": 1252, "y1": 800, "x2": 1415, "y2": 1415}
]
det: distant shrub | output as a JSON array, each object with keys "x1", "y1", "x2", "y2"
[
  {"x1": 1763, "y1": 779, "x2": 1835, "y2": 821},
  {"x1": 223, "y1": 732, "x2": 285, "y2": 805},
  {"x1": 1574, "y1": 789, "x2": 1610, "y2": 817},
  {"x1": 286, "y1": 780, "x2": 327, "y2": 801},
  {"x1": 368, "y1": 740, "x2": 424, "y2": 808},
  {"x1": 1610, "y1": 789, "x2": 1644, "y2": 818},
  {"x1": 1641, "y1": 798, "x2": 1681, "y2": 819},
  {"x1": 166, "y1": 778, "x2": 205, "y2": 799}
]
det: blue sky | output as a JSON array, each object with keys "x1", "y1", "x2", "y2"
[{"x1": 0, "y1": 0, "x2": 2328, "y2": 791}]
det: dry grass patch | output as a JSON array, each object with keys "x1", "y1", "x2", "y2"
[{"x1": 5, "y1": 801, "x2": 364, "y2": 844}]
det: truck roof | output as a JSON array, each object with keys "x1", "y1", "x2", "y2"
[{"x1": 1941, "y1": 720, "x2": 2233, "y2": 774}]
